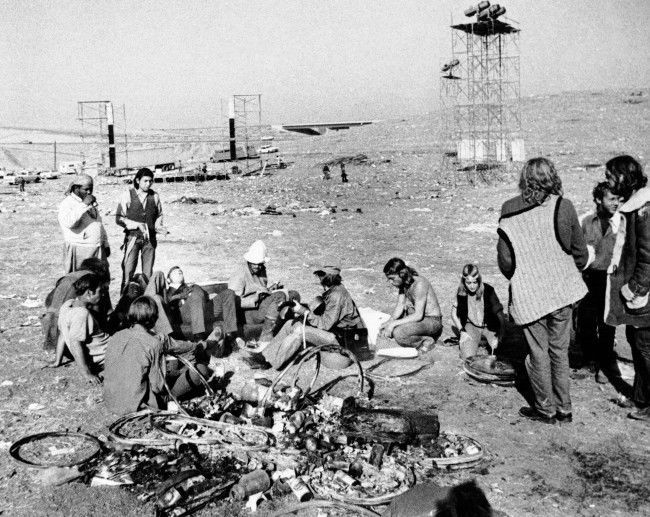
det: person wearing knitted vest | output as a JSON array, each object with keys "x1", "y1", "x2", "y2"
[
  {"x1": 603, "y1": 155, "x2": 650, "y2": 422},
  {"x1": 498, "y1": 158, "x2": 592, "y2": 424}
]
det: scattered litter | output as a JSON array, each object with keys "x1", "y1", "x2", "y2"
[
  {"x1": 0, "y1": 293, "x2": 17, "y2": 299},
  {"x1": 408, "y1": 208, "x2": 432, "y2": 212},
  {"x1": 27, "y1": 403, "x2": 46, "y2": 412},
  {"x1": 21, "y1": 298, "x2": 43, "y2": 308},
  {"x1": 1, "y1": 380, "x2": 14, "y2": 387}
]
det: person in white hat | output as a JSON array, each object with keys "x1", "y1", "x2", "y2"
[{"x1": 228, "y1": 240, "x2": 299, "y2": 356}]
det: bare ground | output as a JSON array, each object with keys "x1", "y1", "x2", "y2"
[{"x1": 0, "y1": 89, "x2": 649, "y2": 516}]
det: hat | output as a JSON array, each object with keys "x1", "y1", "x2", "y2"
[
  {"x1": 244, "y1": 240, "x2": 269, "y2": 264},
  {"x1": 313, "y1": 266, "x2": 341, "y2": 276}
]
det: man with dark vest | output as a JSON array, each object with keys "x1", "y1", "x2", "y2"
[{"x1": 116, "y1": 168, "x2": 165, "y2": 292}]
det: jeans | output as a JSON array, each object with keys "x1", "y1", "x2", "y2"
[
  {"x1": 627, "y1": 326, "x2": 650, "y2": 407},
  {"x1": 211, "y1": 288, "x2": 238, "y2": 335},
  {"x1": 459, "y1": 321, "x2": 499, "y2": 359},
  {"x1": 237, "y1": 290, "x2": 300, "y2": 342},
  {"x1": 523, "y1": 304, "x2": 573, "y2": 417},
  {"x1": 577, "y1": 270, "x2": 621, "y2": 379},
  {"x1": 262, "y1": 320, "x2": 338, "y2": 370},
  {"x1": 393, "y1": 316, "x2": 443, "y2": 347},
  {"x1": 121, "y1": 234, "x2": 155, "y2": 293}
]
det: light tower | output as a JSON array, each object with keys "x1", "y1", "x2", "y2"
[{"x1": 441, "y1": 2, "x2": 523, "y2": 183}]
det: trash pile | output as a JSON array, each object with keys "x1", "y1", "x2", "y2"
[{"x1": 11, "y1": 363, "x2": 486, "y2": 515}]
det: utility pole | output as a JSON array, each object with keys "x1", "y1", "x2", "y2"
[{"x1": 53, "y1": 141, "x2": 57, "y2": 171}]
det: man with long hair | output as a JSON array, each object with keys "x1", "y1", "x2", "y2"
[
  {"x1": 603, "y1": 155, "x2": 650, "y2": 422},
  {"x1": 498, "y1": 157, "x2": 591, "y2": 424},
  {"x1": 116, "y1": 168, "x2": 166, "y2": 293}
]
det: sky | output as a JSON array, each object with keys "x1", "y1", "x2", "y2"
[{"x1": 1, "y1": 0, "x2": 649, "y2": 129}]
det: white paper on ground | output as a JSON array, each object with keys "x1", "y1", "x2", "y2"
[
  {"x1": 376, "y1": 347, "x2": 418, "y2": 359},
  {"x1": 358, "y1": 307, "x2": 391, "y2": 346}
]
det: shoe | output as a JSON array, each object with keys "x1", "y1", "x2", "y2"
[
  {"x1": 418, "y1": 337, "x2": 436, "y2": 353},
  {"x1": 555, "y1": 411, "x2": 573, "y2": 423},
  {"x1": 613, "y1": 395, "x2": 635, "y2": 409},
  {"x1": 628, "y1": 406, "x2": 650, "y2": 422},
  {"x1": 242, "y1": 353, "x2": 272, "y2": 370},
  {"x1": 245, "y1": 340, "x2": 270, "y2": 354},
  {"x1": 518, "y1": 406, "x2": 557, "y2": 424},
  {"x1": 595, "y1": 371, "x2": 608, "y2": 384}
]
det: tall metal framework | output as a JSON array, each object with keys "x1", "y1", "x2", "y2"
[
  {"x1": 232, "y1": 94, "x2": 262, "y2": 161},
  {"x1": 442, "y1": 4, "x2": 522, "y2": 175},
  {"x1": 77, "y1": 101, "x2": 109, "y2": 167}
]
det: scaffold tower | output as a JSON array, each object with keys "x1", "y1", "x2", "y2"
[
  {"x1": 441, "y1": 2, "x2": 523, "y2": 181},
  {"x1": 232, "y1": 94, "x2": 262, "y2": 161}
]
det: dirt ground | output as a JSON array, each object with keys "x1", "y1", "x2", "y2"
[{"x1": 1, "y1": 89, "x2": 649, "y2": 516}]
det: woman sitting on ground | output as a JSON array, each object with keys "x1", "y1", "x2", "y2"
[
  {"x1": 451, "y1": 264, "x2": 505, "y2": 360},
  {"x1": 248, "y1": 266, "x2": 364, "y2": 370},
  {"x1": 380, "y1": 257, "x2": 442, "y2": 351},
  {"x1": 104, "y1": 296, "x2": 213, "y2": 416}
]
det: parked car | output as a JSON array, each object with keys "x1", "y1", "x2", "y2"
[
  {"x1": 257, "y1": 145, "x2": 279, "y2": 154},
  {"x1": 5, "y1": 170, "x2": 41, "y2": 185},
  {"x1": 39, "y1": 170, "x2": 60, "y2": 180}
]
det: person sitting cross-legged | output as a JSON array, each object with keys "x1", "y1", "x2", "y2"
[
  {"x1": 104, "y1": 296, "x2": 214, "y2": 416},
  {"x1": 228, "y1": 240, "x2": 299, "y2": 347},
  {"x1": 45, "y1": 274, "x2": 110, "y2": 385}
]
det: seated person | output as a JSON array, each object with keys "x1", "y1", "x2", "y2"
[
  {"x1": 250, "y1": 266, "x2": 364, "y2": 370},
  {"x1": 451, "y1": 264, "x2": 505, "y2": 360},
  {"x1": 166, "y1": 266, "x2": 238, "y2": 344},
  {"x1": 380, "y1": 258, "x2": 443, "y2": 351},
  {"x1": 104, "y1": 296, "x2": 213, "y2": 416},
  {"x1": 42, "y1": 257, "x2": 112, "y2": 350},
  {"x1": 228, "y1": 240, "x2": 299, "y2": 345},
  {"x1": 106, "y1": 279, "x2": 145, "y2": 334},
  {"x1": 45, "y1": 274, "x2": 110, "y2": 385}
]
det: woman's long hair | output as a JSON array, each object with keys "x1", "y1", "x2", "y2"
[
  {"x1": 383, "y1": 257, "x2": 418, "y2": 289},
  {"x1": 457, "y1": 263, "x2": 484, "y2": 300},
  {"x1": 605, "y1": 155, "x2": 647, "y2": 201},
  {"x1": 518, "y1": 157, "x2": 563, "y2": 206}
]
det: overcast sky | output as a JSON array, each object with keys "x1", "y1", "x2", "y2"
[{"x1": 1, "y1": 0, "x2": 648, "y2": 129}]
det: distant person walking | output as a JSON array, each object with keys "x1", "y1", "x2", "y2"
[
  {"x1": 322, "y1": 165, "x2": 331, "y2": 180},
  {"x1": 57, "y1": 174, "x2": 110, "y2": 274},
  {"x1": 17, "y1": 176, "x2": 25, "y2": 192},
  {"x1": 340, "y1": 163, "x2": 348, "y2": 183},
  {"x1": 116, "y1": 168, "x2": 166, "y2": 293},
  {"x1": 498, "y1": 157, "x2": 591, "y2": 424},
  {"x1": 603, "y1": 155, "x2": 650, "y2": 422}
]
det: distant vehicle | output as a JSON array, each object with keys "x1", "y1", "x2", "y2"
[
  {"x1": 210, "y1": 143, "x2": 258, "y2": 163},
  {"x1": 115, "y1": 147, "x2": 177, "y2": 172},
  {"x1": 5, "y1": 170, "x2": 41, "y2": 185},
  {"x1": 257, "y1": 145, "x2": 279, "y2": 154},
  {"x1": 59, "y1": 161, "x2": 83, "y2": 175},
  {"x1": 39, "y1": 170, "x2": 60, "y2": 180}
]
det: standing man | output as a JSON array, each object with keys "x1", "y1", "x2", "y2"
[
  {"x1": 604, "y1": 155, "x2": 650, "y2": 422},
  {"x1": 498, "y1": 158, "x2": 591, "y2": 424},
  {"x1": 57, "y1": 174, "x2": 110, "y2": 273},
  {"x1": 340, "y1": 162, "x2": 348, "y2": 183},
  {"x1": 116, "y1": 168, "x2": 165, "y2": 292},
  {"x1": 576, "y1": 182, "x2": 626, "y2": 388}
]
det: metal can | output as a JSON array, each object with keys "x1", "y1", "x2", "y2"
[{"x1": 287, "y1": 476, "x2": 313, "y2": 502}]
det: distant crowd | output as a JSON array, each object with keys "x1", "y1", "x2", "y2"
[{"x1": 43, "y1": 155, "x2": 649, "y2": 425}]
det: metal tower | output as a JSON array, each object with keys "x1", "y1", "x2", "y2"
[{"x1": 441, "y1": 2, "x2": 523, "y2": 181}]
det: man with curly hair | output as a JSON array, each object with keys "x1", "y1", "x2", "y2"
[{"x1": 498, "y1": 157, "x2": 592, "y2": 424}]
